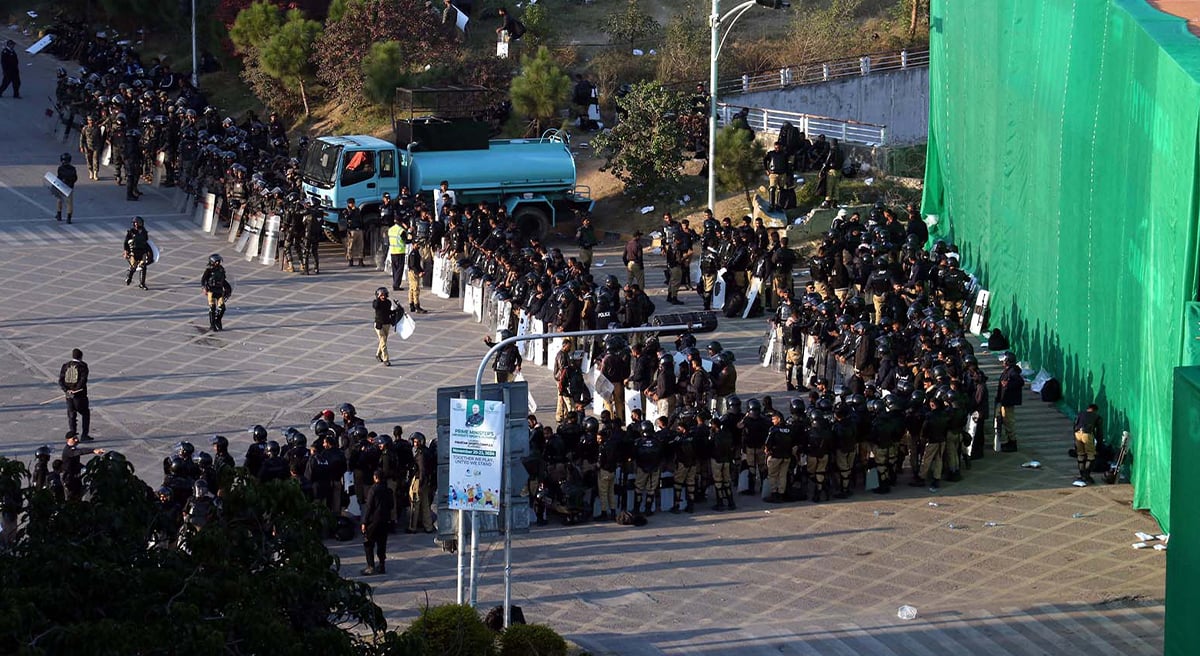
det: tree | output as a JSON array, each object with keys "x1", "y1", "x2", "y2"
[
  {"x1": 778, "y1": 0, "x2": 863, "y2": 65},
  {"x1": 229, "y1": 0, "x2": 284, "y2": 53},
  {"x1": 260, "y1": 10, "x2": 323, "y2": 115},
  {"x1": 362, "y1": 41, "x2": 408, "y2": 107},
  {"x1": 0, "y1": 455, "x2": 387, "y2": 655},
  {"x1": 591, "y1": 81, "x2": 691, "y2": 202},
  {"x1": 327, "y1": 0, "x2": 359, "y2": 23},
  {"x1": 714, "y1": 125, "x2": 766, "y2": 209},
  {"x1": 520, "y1": 2, "x2": 555, "y2": 48},
  {"x1": 656, "y1": 14, "x2": 708, "y2": 82},
  {"x1": 509, "y1": 46, "x2": 571, "y2": 135},
  {"x1": 314, "y1": 0, "x2": 457, "y2": 101},
  {"x1": 601, "y1": 0, "x2": 661, "y2": 47}
]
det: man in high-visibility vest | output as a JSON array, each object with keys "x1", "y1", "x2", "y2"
[{"x1": 387, "y1": 216, "x2": 408, "y2": 291}]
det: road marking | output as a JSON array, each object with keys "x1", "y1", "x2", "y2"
[{"x1": 0, "y1": 178, "x2": 56, "y2": 214}]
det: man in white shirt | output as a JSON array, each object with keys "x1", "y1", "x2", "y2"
[{"x1": 434, "y1": 179, "x2": 456, "y2": 222}]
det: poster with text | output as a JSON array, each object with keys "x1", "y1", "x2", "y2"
[{"x1": 448, "y1": 398, "x2": 504, "y2": 513}]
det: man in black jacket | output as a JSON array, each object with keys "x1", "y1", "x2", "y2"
[
  {"x1": 360, "y1": 469, "x2": 393, "y2": 575},
  {"x1": 58, "y1": 349, "x2": 91, "y2": 441},
  {"x1": 342, "y1": 197, "x2": 365, "y2": 266},
  {"x1": 62, "y1": 434, "x2": 104, "y2": 501},
  {"x1": 373, "y1": 287, "x2": 398, "y2": 366},
  {"x1": 407, "y1": 433, "x2": 436, "y2": 533},
  {"x1": 55, "y1": 153, "x2": 78, "y2": 223},
  {"x1": 123, "y1": 216, "x2": 151, "y2": 289},
  {"x1": 995, "y1": 352, "x2": 1024, "y2": 451},
  {"x1": 0, "y1": 40, "x2": 19, "y2": 98}
]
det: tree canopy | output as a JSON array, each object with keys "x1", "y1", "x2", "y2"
[
  {"x1": 260, "y1": 11, "x2": 323, "y2": 115},
  {"x1": 592, "y1": 81, "x2": 692, "y2": 202},
  {"x1": 509, "y1": 46, "x2": 571, "y2": 135},
  {"x1": 0, "y1": 455, "x2": 385, "y2": 655},
  {"x1": 715, "y1": 124, "x2": 767, "y2": 209}
]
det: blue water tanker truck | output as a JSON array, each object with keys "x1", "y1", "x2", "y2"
[{"x1": 301, "y1": 91, "x2": 593, "y2": 240}]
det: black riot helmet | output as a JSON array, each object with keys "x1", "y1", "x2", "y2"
[
  {"x1": 265, "y1": 440, "x2": 281, "y2": 457},
  {"x1": 789, "y1": 398, "x2": 805, "y2": 415},
  {"x1": 208, "y1": 253, "x2": 223, "y2": 266},
  {"x1": 583, "y1": 416, "x2": 600, "y2": 433},
  {"x1": 35, "y1": 445, "x2": 52, "y2": 460},
  {"x1": 338, "y1": 402, "x2": 356, "y2": 417},
  {"x1": 707, "y1": 341, "x2": 723, "y2": 355},
  {"x1": 168, "y1": 456, "x2": 188, "y2": 476},
  {"x1": 638, "y1": 420, "x2": 655, "y2": 437},
  {"x1": 175, "y1": 441, "x2": 195, "y2": 459},
  {"x1": 131, "y1": 216, "x2": 144, "y2": 229},
  {"x1": 745, "y1": 398, "x2": 762, "y2": 414},
  {"x1": 250, "y1": 425, "x2": 268, "y2": 443},
  {"x1": 346, "y1": 424, "x2": 368, "y2": 442},
  {"x1": 209, "y1": 434, "x2": 229, "y2": 450},
  {"x1": 375, "y1": 286, "x2": 388, "y2": 298},
  {"x1": 411, "y1": 431, "x2": 426, "y2": 445},
  {"x1": 309, "y1": 418, "x2": 330, "y2": 436},
  {"x1": 676, "y1": 332, "x2": 697, "y2": 351},
  {"x1": 60, "y1": 152, "x2": 72, "y2": 164},
  {"x1": 726, "y1": 395, "x2": 742, "y2": 413},
  {"x1": 195, "y1": 451, "x2": 213, "y2": 469}
]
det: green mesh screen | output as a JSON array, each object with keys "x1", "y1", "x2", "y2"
[
  {"x1": 1167, "y1": 367, "x2": 1200, "y2": 656},
  {"x1": 922, "y1": 0, "x2": 1200, "y2": 533}
]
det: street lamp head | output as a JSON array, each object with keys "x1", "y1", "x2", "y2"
[{"x1": 755, "y1": 0, "x2": 791, "y2": 7}]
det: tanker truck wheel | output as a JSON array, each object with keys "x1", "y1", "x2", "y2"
[{"x1": 513, "y1": 206, "x2": 549, "y2": 242}]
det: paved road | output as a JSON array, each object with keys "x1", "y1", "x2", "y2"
[{"x1": 0, "y1": 36, "x2": 1165, "y2": 654}]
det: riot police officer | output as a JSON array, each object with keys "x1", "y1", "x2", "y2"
[
  {"x1": 200, "y1": 253, "x2": 232, "y2": 331},
  {"x1": 123, "y1": 216, "x2": 152, "y2": 289}
]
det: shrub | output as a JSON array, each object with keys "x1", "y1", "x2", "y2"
[
  {"x1": 498, "y1": 623, "x2": 568, "y2": 656},
  {"x1": 407, "y1": 604, "x2": 495, "y2": 656}
]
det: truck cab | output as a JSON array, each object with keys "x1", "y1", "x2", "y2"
[{"x1": 300, "y1": 135, "x2": 398, "y2": 228}]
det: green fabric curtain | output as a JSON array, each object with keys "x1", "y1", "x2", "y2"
[{"x1": 923, "y1": 0, "x2": 1200, "y2": 533}]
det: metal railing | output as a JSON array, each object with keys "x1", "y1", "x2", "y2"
[
  {"x1": 713, "y1": 47, "x2": 929, "y2": 96},
  {"x1": 718, "y1": 103, "x2": 888, "y2": 146}
]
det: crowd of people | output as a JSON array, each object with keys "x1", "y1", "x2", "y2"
[{"x1": 22, "y1": 27, "x2": 1056, "y2": 555}]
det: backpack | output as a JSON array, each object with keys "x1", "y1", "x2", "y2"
[
  {"x1": 63, "y1": 361, "x2": 82, "y2": 389},
  {"x1": 509, "y1": 19, "x2": 526, "y2": 39}
]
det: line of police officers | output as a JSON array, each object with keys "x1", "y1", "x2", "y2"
[{"x1": 143, "y1": 404, "x2": 440, "y2": 554}]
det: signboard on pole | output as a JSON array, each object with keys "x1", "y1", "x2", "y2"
[{"x1": 448, "y1": 398, "x2": 504, "y2": 513}]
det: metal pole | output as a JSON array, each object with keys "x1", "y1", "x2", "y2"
[
  {"x1": 501, "y1": 385, "x2": 513, "y2": 628},
  {"x1": 469, "y1": 510, "x2": 479, "y2": 606},
  {"x1": 456, "y1": 514, "x2": 465, "y2": 602},
  {"x1": 191, "y1": 0, "x2": 199, "y2": 89},
  {"x1": 707, "y1": 0, "x2": 719, "y2": 211},
  {"x1": 472, "y1": 323, "x2": 702, "y2": 626}
]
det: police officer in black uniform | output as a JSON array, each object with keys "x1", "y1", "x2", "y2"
[{"x1": 123, "y1": 216, "x2": 152, "y2": 288}]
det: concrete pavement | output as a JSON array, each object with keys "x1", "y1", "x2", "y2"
[{"x1": 0, "y1": 34, "x2": 1165, "y2": 654}]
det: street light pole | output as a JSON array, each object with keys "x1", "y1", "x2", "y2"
[
  {"x1": 707, "y1": 1, "x2": 791, "y2": 212},
  {"x1": 191, "y1": 0, "x2": 199, "y2": 89},
  {"x1": 707, "y1": 0, "x2": 720, "y2": 211}
]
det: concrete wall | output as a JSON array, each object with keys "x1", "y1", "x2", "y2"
[{"x1": 733, "y1": 68, "x2": 929, "y2": 146}]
